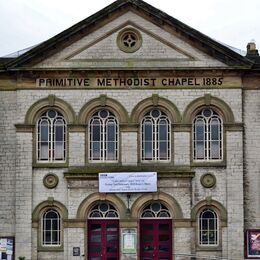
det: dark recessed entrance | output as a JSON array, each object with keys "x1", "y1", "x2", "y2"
[
  {"x1": 140, "y1": 202, "x2": 172, "y2": 260},
  {"x1": 87, "y1": 202, "x2": 119, "y2": 260}
]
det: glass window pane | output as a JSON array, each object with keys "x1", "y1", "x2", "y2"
[
  {"x1": 159, "y1": 141, "x2": 167, "y2": 159},
  {"x1": 40, "y1": 143, "x2": 49, "y2": 160},
  {"x1": 143, "y1": 234, "x2": 153, "y2": 242},
  {"x1": 209, "y1": 219, "x2": 215, "y2": 230},
  {"x1": 40, "y1": 123, "x2": 49, "y2": 141},
  {"x1": 107, "y1": 142, "x2": 115, "y2": 160},
  {"x1": 208, "y1": 231, "x2": 215, "y2": 243},
  {"x1": 211, "y1": 121, "x2": 220, "y2": 140},
  {"x1": 92, "y1": 142, "x2": 100, "y2": 159},
  {"x1": 202, "y1": 219, "x2": 208, "y2": 230},
  {"x1": 203, "y1": 211, "x2": 214, "y2": 218},
  {"x1": 211, "y1": 141, "x2": 220, "y2": 159},
  {"x1": 91, "y1": 234, "x2": 101, "y2": 242},
  {"x1": 54, "y1": 142, "x2": 64, "y2": 159},
  {"x1": 55, "y1": 125, "x2": 64, "y2": 141},
  {"x1": 52, "y1": 230, "x2": 58, "y2": 243},
  {"x1": 91, "y1": 224, "x2": 101, "y2": 232},
  {"x1": 144, "y1": 123, "x2": 152, "y2": 141},
  {"x1": 142, "y1": 212, "x2": 154, "y2": 218},
  {"x1": 45, "y1": 231, "x2": 51, "y2": 243},
  {"x1": 196, "y1": 141, "x2": 204, "y2": 159},
  {"x1": 107, "y1": 234, "x2": 117, "y2": 242},
  {"x1": 90, "y1": 246, "x2": 101, "y2": 253},
  {"x1": 143, "y1": 224, "x2": 153, "y2": 231},
  {"x1": 159, "y1": 124, "x2": 167, "y2": 140},
  {"x1": 196, "y1": 121, "x2": 204, "y2": 141},
  {"x1": 107, "y1": 245, "x2": 117, "y2": 252},
  {"x1": 159, "y1": 224, "x2": 169, "y2": 231},
  {"x1": 45, "y1": 219, "x2": 52, "y2": 230},
  {"x1": 93, "y1": 125, "x2": 101, "y2": 141},
  {"x1": 107, "y1": 124, "x2": 115, "y2": 141},
  {"x1": 143, "y1": 245, "x2": 154, "y2": 252},
  {"x1": 107, "y1": 224, "x2": 117, "y2": 231},
  {"x1": 159, "y1": 245, "x2": 169, "y2": 252},
  {"x1": 144, "y1": 142, "x2": 152, "y2": 159},
  {"x1": 159, "y1": 234, "x2": 169, "y2": 241}
]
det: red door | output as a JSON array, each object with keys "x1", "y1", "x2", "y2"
[
  {"x1": 88, "y1": 219, "x2": 119, "y2": 260},
  {"x1": 140, "y1": 219, "x2": 172, "y2": 260}
]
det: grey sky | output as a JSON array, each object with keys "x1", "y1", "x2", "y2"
[{"x1": 0, "y1": 0, "x2": 260, "y2": 57}]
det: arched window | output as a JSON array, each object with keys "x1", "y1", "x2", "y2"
[
  {"x1": 42, "y1": 209, "x2": 61, "y2": 246},
  {"x1": 141, "y1": 109, "x2": 170, "y2": 161},
  {"x1": 88, "y1": 202, "x2": 119, "y2": 219},
  {"x1": 37, "y1": 110, "x2": 66, "y2": 162},
  {"x1": 89, "y1": 110, "x2": 118, "y2": 162},
  {"x1": 199, "y1": 209, "x2": 219, "y2": 246},
  {"x1": 141, "y1": 202, "x2": 171, "y2": 218},
  {"x1": 193, "y1": 108, "x2": 223, "y2": 161}
]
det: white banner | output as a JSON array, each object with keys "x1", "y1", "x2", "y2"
[{"x1": 99, "y1": 172, "x2": 157, "y2": 193}]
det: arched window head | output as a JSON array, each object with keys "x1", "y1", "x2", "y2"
[
  {"x1": 141, "y1": 202, "x2": 171, "y2": 218},
  {"x1": 89, "y1": 202, "x2": 119, "y2": 219},
  {"x1": 42, "y1": 209, "x2": 61, "y2": 246},
  {"x1": 199, "y1": 208, "x2": 219, "y2": 246},
  {"x1": 141, "y1": 109, "x2": 171, "y2": 161},
  {"x1": 37, "y1": 110, "x2": 66, "y2": 162},
  {"x1": 193, "y1": 108, "x2": 223, "y2": 161},
  {"x1": 89, "y1": 110, "x2": 118, "y2": 162}
]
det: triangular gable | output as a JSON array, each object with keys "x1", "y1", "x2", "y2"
[
  {"x1": 31, "y1": 13, "x2": 228, "y2": 69},
  {"x1": 5, "y1": 0, "x2": 253, "y2": 69}
]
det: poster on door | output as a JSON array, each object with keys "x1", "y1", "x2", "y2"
[
  {"x1": 0, "y1": 237, "x2": 14, "y2": 260},
  {"x1": 246, "y1": 230, "x2": 260, "y2": 258}
]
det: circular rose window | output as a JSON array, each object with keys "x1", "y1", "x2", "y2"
[{"x1": 117, "y1": 28, "x2": 142, "y2": 53}]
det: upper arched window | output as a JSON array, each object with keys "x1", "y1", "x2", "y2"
[
  {"x1": 42, "y1": 209, "x2": 61, "y2": 246},
  {"x1": 88, "y1": 202, "x2": 119, "y2": 219},
  {"x1": 89, "y1": 110, "x2": 118, "y2": 162},
  {"x1": 198, "y1": 208, "x2": 219, "y2": 246},
  {"x1": 37, "y1": 110, "x2": 66, "y2": 162},
  {"x1": 141, "y1": 109, "x2": 170, "y2": 161},
  {"x1": 141, "y1": 202, "x2": 171, "y2": 218},
  {"x1": 193, "y1": 108, "x2": 223, "y2": 161}
]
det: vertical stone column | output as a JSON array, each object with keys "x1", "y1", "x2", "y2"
[
  {"x1": 226, "y1": 131, "x2": 244, "y2": 259},
  {"x1": 15, "y1": 131, "x2": 33, "y2": 259}
]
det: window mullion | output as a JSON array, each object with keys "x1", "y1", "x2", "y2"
[
  {"x1": 206, "y1": 119, "x2": 209, "y2": 160},
  {"x1": 50, "y1": 120, "x2": 53, "y2": 162},
  {"x1": 102, "y1": 120, "x2": 106, "y2": 161},
  {"x1": 154, "y1": 119, "x2": 158, "y2": 160}
]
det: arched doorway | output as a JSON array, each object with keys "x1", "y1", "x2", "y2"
[
  {"x1": 140, "y1": 202, "x2": 172, "y2": 260},
  {"x1": 87, "y1": 202, "x2": 119, "y2": 260}
]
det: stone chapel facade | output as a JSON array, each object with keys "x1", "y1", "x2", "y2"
[{"x1": 0, "y1": 0, "x2": 259, "y2": 259}]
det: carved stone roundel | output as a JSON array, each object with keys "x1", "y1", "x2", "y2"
[
  {"x1": 43, "y1": 173, "x2": 59, "y2": 189},
  {"x1": 200, "y1": 173, "x2": 216, "y2": 188}
]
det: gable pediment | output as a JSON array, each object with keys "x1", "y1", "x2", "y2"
[
  {"x1": 31, "y1": 11, "x2": 228, "y2": 69},
  {"x1": 5, "y1": 0, "x2": 252, "y2": 70},
  {"x1": 66, "y1": 22, "x2": 192, "y2": 62}
]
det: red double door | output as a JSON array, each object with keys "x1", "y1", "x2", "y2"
[
  {"x1": 88, "y1": 219, "x2": 119, "y2": 260},
  {"x1": 140, "y1": 219, "x2": 172, "y2": 260},
  {"x1": 88, "y1": 219, "x2": 172, "y2": 260}
]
